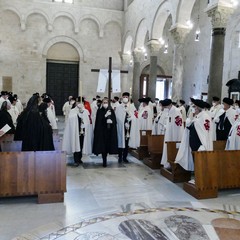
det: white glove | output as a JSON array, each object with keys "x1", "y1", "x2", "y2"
[
  {"x1": 125, "y1": 122, "x2": 130, "y2": 129},
  {"x1": 198, "y1": 145, "x2": 206, "y2": 151},
  {"x1": 107, "y1": 119, "x2": 113, "y2": 124},
  {"x1": 185, "y1": 118, "x2": 192, "y2": 127},
  {"x1": 105, "y1": 110, "x2": 111, "y2": 118}
]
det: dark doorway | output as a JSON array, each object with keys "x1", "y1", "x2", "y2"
[{"x1": 46, "y1": 61, "x2": 79, "y2": 115}]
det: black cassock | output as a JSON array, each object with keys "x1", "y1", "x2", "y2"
[
  {"x1": 0, "y1": 110, "x2": 15, "y2": 134},
  {"x1": 93, "y1": 107, "x2": 118, "y2": 156},
  {"x1": 216, "y1": 112, "x2": 232, "y2": 140},
  {"x1": 15, "y1": 110, "x2": 54, "y2": 151}
]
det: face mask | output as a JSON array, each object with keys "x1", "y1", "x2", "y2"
[
  {"x1": 152, "y1": 103, "x2": 156, "y2": 107},
  {"x1": 70, "y1": 100, "x2": 75, "y2": 105},
  {"x1": 192, "y1": 108, "x2": 196, "y2": 114},
  {"x1": 103, "y1": 103, "x2": 108, "y2": 109},
  {"x1": 212, "y1": 102, "x2": 216, "y2": 107},
  {"x1": 77, "y1": 103, "x2": 84, "y2": 110},
  {"x1": 122, "y1": 98, "x2": 128, "y2": 104},
  {"x1": 163, "y1": 108, "x2": 169, "y2": 112}
]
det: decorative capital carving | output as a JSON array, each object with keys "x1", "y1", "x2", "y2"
[
  {"x1": 146, "y1": 39, "x2": 161, "y2": 56},
  {"x1": 170, "y1": 27, "x2": 190, "y2": 44},
  {"x1": 133, "y1": 48, "x2": 143, "y2": 62},
  {"x1": 207, "y1": 5, "x2": 234, "y2": 29}
]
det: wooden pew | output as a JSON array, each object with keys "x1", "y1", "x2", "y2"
[
  {"x1": 0, "y1": 151, "x2": 66, "y2": 203},
  {"x1": 183, "y1": 150, "x2": 240, "y2": 199},
  {"x1": 129, "y1": 130, "x2": 151, "y2": 160},
  {"x1": 0, "y1": 139, "x2": 62, "y2": 152},
  {"x1": 143, "y1": 135, "x2": 164, "y2": 169},
  {"x1": 160, "y1": 141, "x2": 191, "y2": 182}
]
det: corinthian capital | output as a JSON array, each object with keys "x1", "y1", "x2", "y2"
[
  {"x1": 170, "y1": 26, "x2": 190, "y2": 45},
  {"x1": 146, "y1": 39, "x2": 161, "y2": 56},
  {"x1": 207, "y1": 5, "x2": 234, "y2": 29}
]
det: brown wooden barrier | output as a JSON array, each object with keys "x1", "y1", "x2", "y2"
[
  {"x1": 143, "y1": 135, "x2": 164, "y2": 169},
  {"x1": 129, "y1": 130, "x2": 151, "y2": 160},
  {"x1": 160, "y1": 141, "x2": 191, "y2": 182},
  {"x1": 0, "y1": 151, "x2": 66, "y2": 203},
  {"x1": 183, "y1": 150, "x2": 240, "y2": 199},
  {"x1": 0, "y1": 139, "x2": 62, "y2": 152}
]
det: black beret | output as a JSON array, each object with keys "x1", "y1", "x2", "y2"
[
  {"x1": 212, "y1": 96, "x2": 220, "y2": 101},
  {"x1": 1, "y1": 91, "x2": 8, "y2": 95},
  {"x1": 138, "y1": 97, "x2": 150, "y2": 104},
  {"x1": 8, "y1": 96, "x2": 17, "y2": 103},
  {"x1": 192, "y1": 99, "x2": 206, "y2": 109},
  {"x1": 204, "y1": 101, "x2": 211, "y2": 109},
  {"x1": 180, "y1": 100, "x2": 185, "y2": 105},
  {"x1": 160, "y1": 98, "x2": 172, "y2": 107},
  {"x1": 43, "y1": 97, "x2": 51, "y2": 103},
  {"x1": 223, "y1": 97, "x2": 233, "y2": 105},
  {"x1": 76, "y1": 96, "x2": 85, "y2": 102},
  {"x1": 122, "y1": 92, "x2": 130, "y2": 97}
]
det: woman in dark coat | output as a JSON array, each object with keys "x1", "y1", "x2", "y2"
[
  {"x1": 14, "y1": 93, "x2": 54, "y2": 151},
  {"x1": 0, "y1": 100, "x2": 15, "y2": 134},
  {"x1": 92, "y1": 98, "x2": 118, "y2": 167}
]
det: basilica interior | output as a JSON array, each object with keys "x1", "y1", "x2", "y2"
[{"x1": 1, "y1": 0, "x2": 240, "y2": 239}]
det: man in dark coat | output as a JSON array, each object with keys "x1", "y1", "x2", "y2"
[{"x1": 93, "y1": 98, "x2": 118, "y2": 167}]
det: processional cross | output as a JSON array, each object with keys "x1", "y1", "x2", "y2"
[{"x1": 91, "y1": 57, "x2": 128, "y2": 106}]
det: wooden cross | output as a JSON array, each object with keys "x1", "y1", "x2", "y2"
[{"x1": 91, "y1": 57, "x2": 128, "y2": 106}]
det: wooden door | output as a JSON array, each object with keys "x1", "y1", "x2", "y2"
[{"x1": 46, "y1": 61, "x2": 79, "y2": 115}]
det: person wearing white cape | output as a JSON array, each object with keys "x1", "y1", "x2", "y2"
[
  {"x1": 62, "y1": 97, "x2": 92, "y2": 166},
  {"x1": 160, "y1": 99, "x2": 184, "y2": 168},
  {"x1": 225, "y1": 108, "x2": 240, "y2": 150},
  {"x1": 175, "y1": 99, "x2": 213, "y2": 171},
  {"x1": 152, "y1": 102, "x2": 168, "y2": 135},
  {"x1": 138, "y1": 97, "x2": 153, "y2": 131},
  {"x1": 115, "y1": 92, "x2": 140, "y2": 163}
]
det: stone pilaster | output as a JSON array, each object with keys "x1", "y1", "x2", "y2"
[
  {"x1": 170, "y1": 27, "x2": 190, "y2": 102},
  {"x1": 132, "y1": 49, "x2": 142, "y2": 104},
  {"x1": 146, "y1": 39, "x2": 161, "y2": 101},
  {"x1": 207, "y1": 5, "x2": 234, "y2": 101}
]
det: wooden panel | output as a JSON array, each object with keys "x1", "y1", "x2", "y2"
[
  {"x1": 35, "y1": 151, "x2": 66, "y2": 194},
  {"x1": 213, "y1": 141, "x2": 226, "y2": 150},
  {"x1": 140, "y1": 130, "x2": 152, "y2": 146},
  {"x1": 166, "y1": 141, "x2": 180, "y2": 163},
  {"x1": 1, "y1": 141, "x2": 22, "y2": 152},
  {"x1": 0, "y1": 152, "x2": 35, "y2": 196},
  {"x1": 147, "y1": 135, "x2": 164, "y2": 153}
]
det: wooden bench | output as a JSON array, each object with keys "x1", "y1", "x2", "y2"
[
  {"x1": 160, "y1": 141, "x2": 191, "y2": 182},
  {"x1": 143, "y1": 135, "x2": 164, "y2": 169},
  {"x1": 0, "y1": 139, "x2": 62, "y2": 152},
  {"x1": 0, "y1": 151, "x2": 66, "y2": 203},
  {"x1": 129, "y1": 130, "x2": 151, "y2": 160},
  {"x1": 160, "y1": 140, "x2": 227, "y2": 183},
  {"x1": 183, "y1": 150, "x2": 240, "y2": 199}
]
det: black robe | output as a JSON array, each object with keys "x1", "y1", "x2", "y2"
[
  {"x1": 216, "y1": 112, "x2": 232, "y2": 140},
  {"x1": 15, "y1": 109, "x2": 54, "y2": 151},
  {"x1": 93, "y1": 107, "x2": 118, "y2": 155},
  {"x1": 0, "y1": 110, "x2": 15, "y2": 134}
]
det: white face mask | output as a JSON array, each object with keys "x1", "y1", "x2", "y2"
[
  {"x1": 122, "y1": 98, "x2": 129, "y2": 104},
  {"x1": 235, "y1": 105, "x2": 239, "y2": 109},
  {"x1": 212, "y1": 102, "x2": 216, "y2": 107},
  {"x1": 103, "y1": 103, "x2": 108, "y2": 109},
  {"x1": 192, "y1": 108, "x2": 196, "y2": 114}
]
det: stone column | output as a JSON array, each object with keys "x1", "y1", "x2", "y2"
[
  {"x1": 121, "y1": 53, "x2": 132, "y2": 95},
  {"x1": 132, "y1": 49, "x2": 142, "y2": 105},
  {"x1": 170, "y1": 27, "x2": 190, "y2": 102},
  {"x1": 146, "y1": 39, "x2": 161, "y2": 101},
  {"x1": 207, "y1": 5, "x2": 233, "y2": 101}
]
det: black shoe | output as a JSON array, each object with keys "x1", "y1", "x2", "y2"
[
  {"x1": 123, "y1": 159, "x2": 129, "y2": 163},
  {"x1": 79, "y1": 160, "x2": 83, "y2": 164},
  {"x1": 118, "y1": 158, "x2": 122, "y2": 163},
  {"x1": 73, "y1": 163, "x2": 80, "y2": 167}
]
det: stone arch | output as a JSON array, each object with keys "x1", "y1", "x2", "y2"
[
  {"x1": 1, "y1": 6, "x2": 21, "y2": 21},
  {"x1": 151, "y1": 1, "x2": 173, "y2": 39},
  {"x1": 52, "y1": 11, "x2": 78, "y2": 32},
  {"x1": 25, "y1": 9, "x2": 50, "y2": 26},
  {"x1": 176, "y1": 0, "x2": 197, "y2": 25},
  {"x1": 123, "y1": 32, "x2": 134, "y2": 53},
  {"x1": 103, "y1": 20, "x2": 122, "y2": 40},
  {"x1": 140, "y1": 62, "x2": 165, "y2": 75},
  {"x1": 42, "y1": 36, "x2": 85, "y2": 62},
  {"x1": 79, "y1": 14, "x2": 102, "y2": 37},
  {"x1": 134, "y1": 18, "x2": 149, "y2": 49}
]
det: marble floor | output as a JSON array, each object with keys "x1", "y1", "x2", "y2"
[{"x1": 1, "y1": 117, "x2": 240, "y2": 240}]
